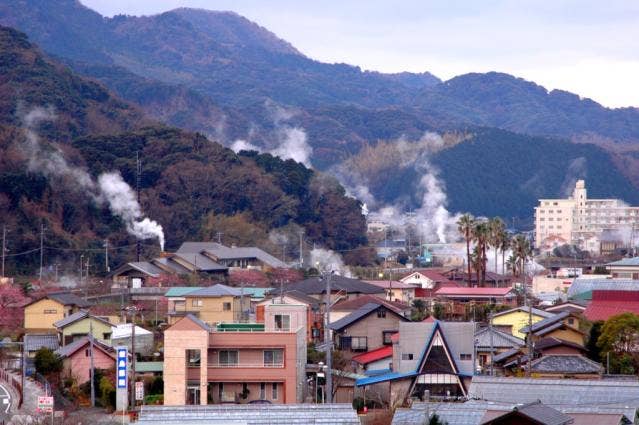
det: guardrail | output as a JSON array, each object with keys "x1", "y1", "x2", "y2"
[{"x1": 0, "y1": 368, "x2": 22, "y2": 408}]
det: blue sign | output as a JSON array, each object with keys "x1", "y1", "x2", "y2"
[{"x1": 117, "y1": 347, "x2": 127, "y2": 389}]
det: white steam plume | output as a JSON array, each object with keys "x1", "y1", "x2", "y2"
[
  {"x1": 559, "y1": 157, "x2": 587, "y2": 197},
  {"x1": 20, "y1": 107, "x2": 165, "y2": 249},
  {"x1": 230, "y1": 139, "x2": 262, "y2": 153},
  {"x1": 270, "y1": 127, "x2": 313, "y2": 167},
  {"x1": 310, "y1": 248, "x2": 352, "y2": 278}
]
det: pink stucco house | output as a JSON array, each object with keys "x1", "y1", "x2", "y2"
[{"x1": 55, "y1": 336, "x2": 115, "y2": 384}]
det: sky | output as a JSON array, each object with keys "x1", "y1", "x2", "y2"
[{"x1": 81, "y1": 0, "x2": 639, "y2": 108}]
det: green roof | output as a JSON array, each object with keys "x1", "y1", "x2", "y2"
[
  {"x1": 135, "y1": 361, "x2": 163, "y2": 373},
  {"x1": 241, "y1": 287, "x2": 273, "y2": 298},
  {"x1": 164, "y1": 287, "x2": 202, "y2": 297},
  {"x1": 216, "y1": 323, "x2": 265, "y2": 332},
  {"x1": 571, "y1": 290, "x2": 592, "y2": 301}
]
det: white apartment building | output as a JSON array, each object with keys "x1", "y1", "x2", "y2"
[{"x1": 535, "y1": 180, "x2": 639, "y2": 254}]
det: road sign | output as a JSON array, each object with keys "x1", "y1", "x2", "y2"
[
  {"x1": 37, "y1": 396, "x2": 54, "y2": 413},
  {"x1": 116, "y1": 346, "x2": 128, "y2": 389},
  {"x1": 135, "y1": 381, "x2": 144, "y2": 401}
]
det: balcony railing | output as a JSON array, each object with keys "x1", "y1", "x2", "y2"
[{"x1": 207, "y1": 362, "x2": 284, "y2": 368}]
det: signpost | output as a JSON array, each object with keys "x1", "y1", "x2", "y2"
[
  {"x1": 37, "y1": 396, "x2": 54, "y2": 413},
  {"x1": 115, "y1": 346, "x2": 128, "y2": 420},
  {"x1": 135, "y1": 381, "x2": 144, "y2": 402},
  {"x1": 117, "y1": 347, "x2": 128, "y2": 389}
]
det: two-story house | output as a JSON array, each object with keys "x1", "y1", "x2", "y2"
[
  {"x1": 24, "y1": 292, "x2": 92, "y2": 332},
  {"x1": 167, "y1": 284, "x2": 250, "y2": 325},
  {"x1": 53, "y1": 310, "x2": 115, "y2": 345},
  {"x1": 163, "y1": 305, "x2": 307, "y2": 405},
  {"x1": 329, "y1": 302, "x2": 409, "y2": 362}
]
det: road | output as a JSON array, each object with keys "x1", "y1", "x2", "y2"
[{"x1": 0, "y1": 382, "x2": 11, "y2": 417}]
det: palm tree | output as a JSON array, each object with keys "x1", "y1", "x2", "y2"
[
  {"x1": 500, "y1": 233, "x2": 511, "y2": 275},
  {"x1": 511, "y1": 234, "x2": 532, "y2": 285},
  {"x1": 488, "y1": 217, "x2": 506, "y2": 275},
  {"x1": 472, "y1": 221, "x2": 489, "y2": 286},
  {"x1": 506, "y1": 254, "x2": 518, "y2": 276},
  {"x1": 457, "y1": 214, "x2": 475, "y2": 286},
  {"x1": 470, "y1": 245, "x2": 483, "y2": 286}
]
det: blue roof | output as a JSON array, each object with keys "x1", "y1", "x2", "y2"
[
  {"x1": 365, "y1": 368, "x2": 392, "y2": 376},
  {"x1": 165, "y1": 287, "x2": 202, "y2": 297},
  {"x1": 606, "y1": 257, "x2": 639, "y2": 267},
  {"x1": 356, "y1": 371, "x2": 417, "y2": 386}
]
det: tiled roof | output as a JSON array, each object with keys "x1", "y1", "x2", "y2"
[
  {"x1": 331, "y1": 295, "x2": 410, "y2": 314},
  {"x1": 363, "y1": 280, "x2": 415, "y2": 289},
  {"x1": 53, "y1": 310, "x2": 112, "y2": 329},
  {"x1": 534, "y1": 337, "x2": 586, "y2": 353},
  {"x1": 55, "y1": 336, "x2": 114, "y2": 359},
  {"x1": 276, "y1": 275, "x2": 384, "y2": 296},
  {"x1": 584, "y1": 290, "x2": 639, "y2": 321},
  {"x1": 46, "y1": 292, "x2": 91, "y2": 308},
  {"x1": 492, "y1": 306, "x2": 555, "y2": 319},
  {"x1": 124, "y1": 261, "x2": 164, "y2": 277},
  {"x1": 568, "y1": 278, "x2": 639, "y2": 298},
  {"x1": 474, "y1": 327, "x2": 524, "y2": 350},
  {"x1": 185, "y1": 284, "x2": 243, "y2": 297},
  {"x1": 24, "y1": 334, "x2": 59, "y2": 352},
  {"x1": 492, "y1": 347, "x2": 521, "y2": 363},
  {"x1": 606, "y1": 257, "x2": 639, "y2": 267},
  {"x1": 527, "y1": 355, "x2": 603, "y2": 375},
  {"x1": 481, "y1": 401, "x2": 573, "y2": 425},
  {"x1": 352, "y1": 346, "x2": 393, "y2": 365},
  {"x1": 329, "y1": 302, "x2": 407, "y2": 331},
  {"x1": 137, "y1": 404, "x2": 360, "y2": 424},
  {"x1": 177, "y1": 241, "x2": 287, "y2": 268},
  {"x1": 519, "y1": 311, "x2": 570, "y2": 334},
  {"x1": 171, "y1": 253, "x2": 227, "y2": 272},
  {"x1": 435, "y1": 287, "x2": 515, "y2": 297}
]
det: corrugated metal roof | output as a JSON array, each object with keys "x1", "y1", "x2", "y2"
[
  {"x1": 126, "y1": 261, "x2": 164, "y2": 277},
  {"x1": 24, "y1": 333, "x2": 59, "y2": 352},
  {"x1": 606, "y1": 257, "x2": 639, "y2": 267},
  {"x1": 137, "y1": 404, "x2": 360, "y2": 424},
  {"x1": 352, "y1": 345, "x2": 393, "y2": 365},
  {"x1": 584, "y1": 290, "x2": 639, "y2": 321},
  {"x1": 172, "y1": 253, "x2": 227, "y2": 272}
]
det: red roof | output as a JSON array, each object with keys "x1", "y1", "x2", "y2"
[
  {"x1": 351, "y1": 345, "x2": 393, "y2": 365},
  {"x1": 422, "y1": 316, "x2": 435, "y2": 322},
  {"x1": 400, "y1": 269, "x2": 450, "y2": 282},
  {"x1": 584, "y1": 290, "x2": 639, "y2": 321},
  {"x1": 415, "y1": 281, "x2": 461, "y2": 298},
  {"x1": 435, "y1": 286, "x2": 514, "y2": 297}
]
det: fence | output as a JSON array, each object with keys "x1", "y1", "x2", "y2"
[{"x1": 0, "y1": 368, "x2": 22, "y2": 408}]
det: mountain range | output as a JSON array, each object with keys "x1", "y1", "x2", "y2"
[{"x1": 1, "y1": 0, "x2": 639, "y2": 231}]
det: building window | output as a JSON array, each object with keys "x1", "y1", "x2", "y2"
[
  {"x1": 377, "y1": 309, "x2": 386, "y2": 318},
  {"x1": 43, "y1": 309, "x2": 57, "y2": 314},
  {"x1": 351, "y1": 336, "x2": 367, "y2": 351},
  {"x1": 219, "y1": 350, "x2": 239, "y2": 366},
  {"x1": 103, "y1": 332, "x2": 111, "y2": 340},
  {"x1": 401, "y1": 353, "x2": 414, "y2": 360},
  {"x1": 274, "y1": 314, "x2": 290, "y2": 331},
  {"x1": 383, "y1": 330, "x2": 397, "y2": 345},
  {"x1": 272, "y1": 383, "x2": 278, "y2": 400},
  {"x1": 186, "y1": 349, "x2": 201, "y2": 367},
  {"x1": 263, "y1": 349, "x2": 284, "y2": 367},
  {"x1": 191, "y1": 299, "x2": 202, "y2": 307},
  {"x1": 260, "y1": 383, "x2": 266, "y2": 399},
  {"x1": 223, "y1": 302, "x2": 231, "y2": 311},
  {"x1": 460, "y1": 353, "x2": 472, "y2": 361},
  {"x1": 568, "y1": 318, "x2": 575, "y2": 325}
]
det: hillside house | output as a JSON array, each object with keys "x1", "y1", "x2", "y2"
[{"x1": 24, "y1": 292, "x2": 92, "y2": 332}]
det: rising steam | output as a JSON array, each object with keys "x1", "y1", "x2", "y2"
[
  {"x1": 20, "y1": 107, "x2": 165, "y2": 249},
  {"x1": 310, "y1": 248, "x2": 352, "y2": 277}
]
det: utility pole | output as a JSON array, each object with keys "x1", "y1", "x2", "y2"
[
  {"x1": 85, "y1": 255, "x2": 90, "y2": 299},
  {"x1": 89, "y1": 317, "x2": 95, "y2": 407},
  {"x1": 216, "y1": 232, "x2": 223, "y2": 244},
  {"x1": 298, "y1": 230, "x2": 304, "y2": 268},
  {"x1": 489, "y1": 311, "x2": 494, "y2": 376},
  {"x1": 136, "y1": 151, "x2": 142, "y2": 262},
  {"x1": 1, "y1": 224, "x2": 6, "y2": 278},
  {"x1": 80, "y1": 254, "x2": 84, "y2": 289},
  {"x1": 105, "y1": 239, "x2": 110, "y2": 272},
  {"x1": 524, "y1": 258, "x2": 533, "y2": 377},
  {"x1": 39, "y1": 222, "x2": 45, "y2": 281},
  {"x1": 323, "y1": 271, "x2": 333, "y2": 403}
]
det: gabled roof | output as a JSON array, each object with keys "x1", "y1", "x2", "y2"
[
  {"x1": 329, "y1": 302, "x2": 408, "y2": 331},
  {"x1": 474, "y1": 327, "x2": 524, "y2": 350},
  {"x1": 53, "y1": 310, "x2": 113, "y2": 329},
  {"x1": 265, "y1": 289, "x2": 320, "y2": 307},
  {"x1": 150, "y1": 257, "x2": 192, "y2": 274},
  {"x1": 274, "y1": 275, "x2": 384, "y2": 296},
  {"x1": 55, "y1": 336, "x2": 114, "y2": 359},
  {"x1": 584, "y1": 290, "x2": 639, "y2": 321},
  {"x1": 363, "y1": 280, "x2": 416, "y2": 290},
  {"x1": 24, "y1": 333, "x2": 59, "y2": 352},
  {"x1": 544, "y1": 301, "x2": 587, "y2": 314},
  {"x1": 111, "y1": 324, "x2": 153, "y2": 338},
  {"x1": 435, "y1": 286, "x2": 515, "y2": 298},
  {"x1": 606, "y1": 257, "x2": 639, "y2": 267},
  {"x1": 519, "y1": 311, "x2": 571, "y2": 335},
  {"x1": 400, "y1": 269, "x2": 451, "y2": 283},
  {"x1": 527, "y1": 355, "x2": 603, "y2": 375},
  {"x1": 164, "y1": 287, "x2": 202, "y2": 297},
  {"x1": 177, "y1": 241, "x2": 287, "y2": 268},
  {"x1": 115, "y1": 261, "x2": 164, "y2": 277},
  {"x1": 480, "y1": 400, "x2": 573, "y2": 425},
  {"x1": 352, "y1": 345, "x2": 394, "y2": 365},
  {"x1": 28, "y1": 292, "x2": 92, "y2": 308},
  {"x1": 169, "y1": 253, "x2": 227, "y2": 272},
  {"x1": 185, "y1": 284, "x2": 243, "y2": 297},
  {"x1": 492, "y1": 306, "x2": 555, "y2": 319},
  {"x1": 534, "y1": 337, "x2": 587, "y2": 353},
  {"x1": 332, "y1": 295, "x2": 410, "y2": 314}
]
